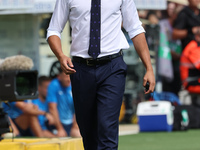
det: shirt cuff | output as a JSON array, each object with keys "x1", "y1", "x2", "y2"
[
  {"x1": 128, "y1": 27, "x2": 145, "y2": 39},
  {"x1": 46, "y1": 30, "x2": 62, "y2": 41}
]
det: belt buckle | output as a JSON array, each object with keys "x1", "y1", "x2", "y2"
[{"x1": 86, "y1": 58, "x2": 94, "y2": 66}]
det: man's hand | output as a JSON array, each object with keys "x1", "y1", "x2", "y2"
[
  {"x1": 192, "y1": 26, "x2": 200, "y2": 35},
  {"x1": 143, "y1": 70, "x2": 155, "y2": 94},
  {"x1": 59, "y1": 55, "x2": 76, "y2": 75},
  {"x1": 57, "y1": 128, "x2": 67, "y2": 137},
  {"x1": 45, "y1": 113, "x2": 55, "y2": 125}
]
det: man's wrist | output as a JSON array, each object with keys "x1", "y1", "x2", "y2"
[
  {"x1": 43, "y1": 112, "x2": 47, "y2": 116},
  {"x1": 146, "y1": 66, "x2": 154, "y2": 72},
  {"x1": 57, "y1": 53, "x2": 66, "y2": 61}
]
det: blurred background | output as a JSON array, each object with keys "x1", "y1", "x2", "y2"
[
  {"x1": 1, "y1": 1, "x2": 200, "y2": 149},
  {"x1": 0, "y1": 0, "x2": 198, "y2": 122}
]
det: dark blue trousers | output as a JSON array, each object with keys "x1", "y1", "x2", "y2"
[{"x1": 70, "y1": 56, "x2": 127, "y2": 150}]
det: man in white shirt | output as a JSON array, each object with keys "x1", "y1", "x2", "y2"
[{"x1": 47, "y1": 0, "x2": 155, "y2": 149}]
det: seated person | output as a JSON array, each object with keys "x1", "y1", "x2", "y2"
[
  {"x1": 31, "y1": 76, "x2": 56, "y2": 137},
  {"x1": 47, "y1": 67, "x2": 81, "y2": 137},
  {"x1": 3, "y1": 76, "x2": 56, "y2": 138}
]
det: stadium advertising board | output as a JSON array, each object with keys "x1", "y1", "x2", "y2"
[
  {"x1": 0, "y1": 0, "x2": 56, "y2": 14},
  {"x1": 134, "y1": 0, "x2": 167, "y2": 10},
  {"x1": 0, "y1": 0, "x2": 34, "y2": 10}
]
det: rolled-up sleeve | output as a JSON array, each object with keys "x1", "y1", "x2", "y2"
[
  {"x1": 46, "y1": 0, "x2": 69, "y2": 40},
  {"x1": 121, "y1": 0, "x2": 145, "y2": 39}
]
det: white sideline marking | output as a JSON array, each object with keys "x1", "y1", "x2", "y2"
[{"x1": 119, "y1": 130, "x2": 139, "y2": 136}]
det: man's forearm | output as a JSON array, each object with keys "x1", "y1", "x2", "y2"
[
  {"x1": 131, "y1": 32, "x2": 155, "y2": 93},
  {"x1": 172, "y1": 28, "x2": 188, "y2": 40},
  {"x1": 24, "y1": 106, "x2": 45, "y2": 116},
  {"x1": 26, "y1": 110, "x2": 45, "y2": 116},
  {"x1": 54, "y1": 113, "x2": 64, "y2": 130},
  {"x1": 47, "y1": 35, "x2": 65, "y2": 60},
  {"x1": 16, "y1": 103, "x2": 45, "y2": 116},
  {"x1": 49, "y1": 104, "x2": 64, "y2": 130},
  {"x1": 131, "y1": 33, "x2": 153, "y2": 71}
]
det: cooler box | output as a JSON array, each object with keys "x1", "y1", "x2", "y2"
[{"x1": 136, "y1": 101, "x2": 173, "y2": 132}]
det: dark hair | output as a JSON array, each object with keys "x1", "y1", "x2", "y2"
[
  {"x1": 146, "y1": 11, "x2": 158, "y2": 20},
  {"x1": 38, "y1": 76, "x2": 51, "y2": 85}
]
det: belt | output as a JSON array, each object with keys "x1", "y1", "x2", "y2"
[{"x1": 72, "y1": 50, "x2": 123, "y2": 66}]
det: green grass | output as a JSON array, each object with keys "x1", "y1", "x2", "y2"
[{"x1": 119, "y1": 130, "x2": 200, "y2": 150}]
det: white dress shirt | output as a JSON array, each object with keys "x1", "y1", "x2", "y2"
[{"x1": 47, "y1": 0, "x2": 145, "y2": 58}]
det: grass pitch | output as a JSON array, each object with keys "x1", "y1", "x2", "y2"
[{"x1": 119, "y1": 129, "x2": 200, "y2": 150}]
